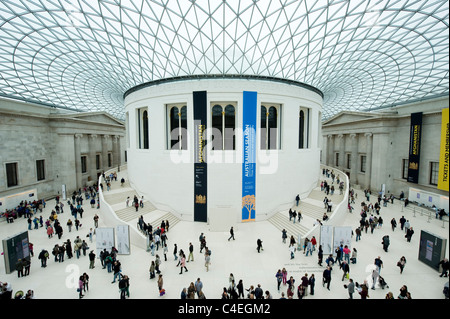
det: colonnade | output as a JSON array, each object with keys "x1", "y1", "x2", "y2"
[
  {"x1": 325, "y1": 132, "x2": 373, "y2": 189},
  {"x1": 74, "y1": 133, "x2": 121, "y2": 189}
]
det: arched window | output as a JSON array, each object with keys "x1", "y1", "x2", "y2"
[
  {"x1": 211, "y1": 103, "x2": 236, "y2": 150},
  {"x1": 299, "y1": 107, "x2": 310, "y2": 149},
  {"x1": 137, "y1": 107, "x2": 149, "y2": 149},
  {"x1": 168, "y1": 105, "x2": 188, "y2": 150},
  {"x1": 142, "y1": 110, "x2": 149, "y2": 149},
  {"x1": 261, "y1": 104, "x2": 280, "y2": 150}
]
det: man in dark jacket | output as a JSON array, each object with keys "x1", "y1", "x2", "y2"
[{"x1": 323, "y1": 266, "x2": 332, "y2": 290}]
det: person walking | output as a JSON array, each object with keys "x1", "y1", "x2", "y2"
[
  {"x1": 228, "y1": 227, "x2": 235, "y2": 241},
  {"x1": 205, "y1": 252, "x2": 211, "y2": 272},
  {"x1": 405, "y1": 227, "x2": 414, "y2": 242},
  {"x1": 38, "y1": 249, "x2": 49, "y2": 268},
  {"x1": 322, "y1": 266, "x2": 332, "y2": 290},
  {"x1": 341, "y1": 261, "x2": 350, "y2": 281},
  {"x1": 179, "y1": 253, "x2": 188, "y2": 274},
  {"x1": 256, "y1": 239, "x2": 263, "y2": 253},
  {"x1": 397, "y1": 256, "x2": 407, "y2": 274},
  {"x1": 374, "y1": 256, "x2": 383, "y2": 274}
]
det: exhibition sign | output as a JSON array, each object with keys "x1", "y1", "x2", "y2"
[{"x1": 407, "y1": 112, "x2": 423, "y2": 184}]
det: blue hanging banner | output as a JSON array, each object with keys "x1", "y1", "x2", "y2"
[{"x1": 242, "y1": 91, "x2": 257, "y2": 222}]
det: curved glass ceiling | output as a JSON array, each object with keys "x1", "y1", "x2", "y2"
[{"x1": 0, "y1": 0, "x2": 448, "y2": 120}]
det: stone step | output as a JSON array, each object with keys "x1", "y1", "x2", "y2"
[
  {"x1": 103, "y1": 189, "x2": 140, "y2": 205},
  {"x1": 115, "y1": 202, "x2": 157, "y2": 222},
  {"x1": 268, "y1": 212, "x2": 309, "y2": 239}
]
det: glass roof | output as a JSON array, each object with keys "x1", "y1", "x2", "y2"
[{"x1": 0, "y1": 0, "x2": 448, "y2": 120}]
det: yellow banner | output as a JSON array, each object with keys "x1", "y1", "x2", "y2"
[{"x1": 437, "y1": 108, "x2": 449, "y2": 191}]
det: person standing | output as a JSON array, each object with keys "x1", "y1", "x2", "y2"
[
  {"x1": 346, "y1": 279, "x2": 355, "y2": 299},
  {"x1": 228, "y1": 227, "x2": 235, "y2": 241},
  {"x1": 78, "y1": 275, "x2": 84, "y2": 299},
  {"x1": 195, "y1": 278, "x2": 203, "y2": 298},
  {"x1": 187, "y1": 243, "x2": 194, "y2": 262},
  {"x1": 438, "y1": 258, "x2": 449, "y2": 277},
  {"x1": 89, "y1": 250, "x2": 96, "y2": 269},
  {"x1": 173, "y1": 243, "x2": 178, "y2": 261},
  {"x1": 382, "y1": 235, "x2": 390, "y2": 252},
  {"x1": 374, "y1": 256, "x2": 383, "y2": 274},
  {"x1": 295, "y1": 194, "x2": 300, "y2": 206},
  {"x1": 38, "y1": 249, "x2": 49, "y2": 268},
  {"x1": 205, "y1": 252, "x2": 211, "y2": 272},
  {"x1": 155, "y1": 254, "x2": 161, "y2": 274},
  {"x1": 391, "y1": 218, "x2": 397, "y2": 231},
  {"x1": 275, "y1": 269, "x2": 283, "y2": 292},
  {"x1": 282, "y1": 229, "x2": 287, "y2": 243},
  {"x1": 179, "y1": 253, "x2": 188, "y2": 274},
  {"x1": 308, "y1": 274, "x2": 315, "y2": 295},
  {"x1": 157, "y1": 274, "x2": 164, "y2": 296}
]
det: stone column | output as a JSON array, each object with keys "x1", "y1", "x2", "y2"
[
  {"x1": 338, "y1": 134, "x2": 345, "y2": 169},
  {"x1": 74, "y1": 133, "x2": 83, "y2": 189},
  {"x1": 327, "y1": 134, "x2": 334, "y2": 166},
  {"x1": 112, "y1": 135, "x2": 121, "y2": 168},
  {"x1": 101, "y1": 135, "x2": 109, "y2": 171},
  {"x1": 88, "y1": 134, "x2": 97, "y2": 182},
  {"x1": 350, "y1": 133, "x2": 359, "y2": 185},
  {"x1": 365, "y1": 133, "x2": 373, "y2": 190}
]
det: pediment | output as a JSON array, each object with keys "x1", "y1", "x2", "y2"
[{"x1": 323, "y1": 111, "x2": 377, "y2": 126}]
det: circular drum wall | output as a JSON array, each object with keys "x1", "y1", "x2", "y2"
[{"x1": 124, "y1": 76, "x2": 323, "y2": 229}]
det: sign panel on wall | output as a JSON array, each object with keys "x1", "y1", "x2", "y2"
[
  {"x1": 95, "y1": 227, "x2": 115, "y2": 257},
  {"x1": 407, "y1": 112, "x2": 423, "y2": 184},
  {"x1": 193, "y1": 90, "x2": 208, "y2": 222},
  {"x1": 242, "y1": 91, "x2": 257, "y2": 222},
  {"x1": 438, "y1": 108, "x2": 449, "y2": 191},
  {"x1": 418, "y1": 230, "x2": 447, "y2": 272},
  {"x1": 320, "y1": 225, "x2": 334, "y2": 255},
  {"x1": 116, "y1": 225, "x2": 130, "y2": 255}
]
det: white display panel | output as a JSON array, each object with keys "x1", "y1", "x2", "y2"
[{"x1": 116, "y1": 225, "x2": 131, "y2": 255}]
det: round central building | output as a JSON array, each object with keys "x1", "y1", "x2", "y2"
[{"x1": 124, "y1": 75, "x2": 323, "y2": 230}]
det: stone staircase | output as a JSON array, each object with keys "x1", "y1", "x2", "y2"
[
  {"x1": 114, "y1": 200, "x2": 158, "y2": 222},
  {"x1": 268, "y1": 211, "x2": 310, "y2": 239},
  {"x1": 267, "y1": 168, "x2": 346, "y2": 240}
]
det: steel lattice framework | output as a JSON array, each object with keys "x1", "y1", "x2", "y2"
[{"x1": 0, "y1": 0, "x2": 448, "y2": 120}]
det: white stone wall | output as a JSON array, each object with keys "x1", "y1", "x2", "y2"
[{"x1": 125, "y1": 78, "x2": 323, "y2": 222}]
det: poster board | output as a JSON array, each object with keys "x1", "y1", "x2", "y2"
[
  {"x1": 116, "y1": 225, "x2": 130, "y2": 255},
  {"x1": 333, "y1": 226, "x2": 353, "y2": 255},
  {"x1": 320, "y1": 225, "x2": 334, "y2": 255},
  {"x1": 95, "y1": 227, "x2": 115, "y2": 257},
  {"x1": 2, "y1": 231, "x2": 30, "y2": 274}
]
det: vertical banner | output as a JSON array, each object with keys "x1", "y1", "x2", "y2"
[
  {"x1": 193, "y1": 91, "x2": 208, "y2": 222},
  {"x1": 407, "y1": 112, "x2": 423, "y2": 183},
  {"x1": 438, "y1": 108, "x2": 449, "y2": 191},
  {"x1": 95, "y1": 227, "x2": 115, "y2": 258},
  {"x1": 242, "y1": 91, "x2": 257, "y2": 222}
]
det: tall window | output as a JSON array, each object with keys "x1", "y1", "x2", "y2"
[
  {"x1": 402, "y1": 159, "x2": 409, "y2": 179},
  {"x1": 346, "y1": 153, "x2": 351, "y2": 169},
  {"x1": 108, "y1": 153, "x2": 112, "y2": 167},
  {"x1": 335, "y1": 153, "x2": 340, "y2": 167},
  {"x1": 211, "y1": 103, "x2": 236, "y2": 150},
  {"x1": 137, "y1": 108, "x2": 149, "y2": 149},
  {"x1": 360, "y1": 155, "x2": 367, "y2": 173},
  {"x1": 6, "y1": 162, "x2": 18, "y2": 187},
  {"x1": 261, "y1": 104, "x2": 280, "y2": 150},
  {"x1": 167, "y1": 105, "x2": 187, "y2": 150},
  {"x1": 81, "y1": 156, "x2": 87, "y2": 173},
  {"x1": 96, "y1": 154, "x2": 101, "y2": 170},
  {"x1": 429, "y1": 161, "x2": 439, "y2": 186},
  {"x1": 36, "y1": 159, "x2": 45, "y2": 181},
  {"x1": 299, "y1": 107, "x2": 310, "y2": 149}
]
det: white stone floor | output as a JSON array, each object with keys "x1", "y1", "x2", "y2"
[{"x1": 1, "y1": 179, "x2": 448, "y2": 300}]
